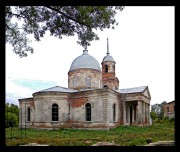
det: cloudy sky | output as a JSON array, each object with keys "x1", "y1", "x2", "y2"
[{"x1": 6, "y1": 6, "x2": 174, "y2": 106}]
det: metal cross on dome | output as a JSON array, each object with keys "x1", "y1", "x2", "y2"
[{"x1": 85, "y1": 44, "x2": 87, "y2": 50}]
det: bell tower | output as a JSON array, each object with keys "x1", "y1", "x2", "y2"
[{"x1": 101, "y1": 38, "x2": 119, "y2": 90}]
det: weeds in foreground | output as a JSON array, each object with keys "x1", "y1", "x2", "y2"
[{"x1": 5, "y1": 122, "x2": 174, "y2": 146}]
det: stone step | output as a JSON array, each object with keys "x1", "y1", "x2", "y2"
[
  {"x1": 144, "y1": 141, "x2": 175, "y2": 146},
  {"x1": 19, "y1": 143, "x2": 49, "y2": 146}
]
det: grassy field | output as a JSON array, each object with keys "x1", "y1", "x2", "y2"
[{"x1": 5, "y1": 122, "x2": 175, "y2": 146}]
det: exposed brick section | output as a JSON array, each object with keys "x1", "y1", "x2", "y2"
[
  {"x1": 71, "y1": 97, "x2": 87, "y2": 108},
  {"x1": 101, "y1": 61, "x2": 119, "y2": 90},
  {"x1": 102, "y1": 73, "x2": 115, "y2": 80}
]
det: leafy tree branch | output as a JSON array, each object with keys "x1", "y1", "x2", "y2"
[{"x1": 5, "y1": 6, "x2": 124, "y2": 57}]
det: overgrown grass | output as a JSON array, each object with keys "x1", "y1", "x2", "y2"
[{"x1": 5, "y1": 122, "x2": 175, "y2": 146}]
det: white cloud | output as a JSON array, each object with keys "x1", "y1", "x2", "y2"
[
  {"x1": 6, "y1": 77, "x2": 33, "y2": 96},
  {"x1": 6, "y1": 77, "x2": 34, "y2": 105}
]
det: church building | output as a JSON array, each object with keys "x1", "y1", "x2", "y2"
[{"x1": 19, "y1": 39, "x2": 151, "y2": 130}]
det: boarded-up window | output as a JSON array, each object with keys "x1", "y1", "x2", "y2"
[
  {"x1": 85, "y1": 103, "x2": 91, "y2": 121},
  {"x1": 86, "y1": 77, "x2": 91, "y2": 88},
  {"x1": 52, "y1": 104, "x2": 59, "y2": 121}
]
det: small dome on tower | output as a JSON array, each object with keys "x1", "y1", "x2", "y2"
[
  {"x1": 102, "y1": 54, "x2": 115, "y2": 62},
  {"x1": 69, "y1": 50, "x2": 101, "y2": 72}
]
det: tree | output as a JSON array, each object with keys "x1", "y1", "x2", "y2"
[
  {"x1": 151, "y1": 101, "x2": 167, "y2": 119},
  {"x1": 151, "y1": 104, "x2": 161, "y2": 116},
  {"x1": 150, "y1": 111, "x2": 156, "y2": 120},
  {"x1": 5, "y1": 112, "x2": 18, "y2": 127},
  {"x1": 5, "y1": 103, "x2": 19, "y2": 127},
  {"x1": 5, "y1": 6, "x2": 124, "y2": 57}
]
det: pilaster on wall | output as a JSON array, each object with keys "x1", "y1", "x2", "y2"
[
  {"x1": 102, "y1": 98, "x2": 108, "y2": 124},
  {"x1": 101, "y1": 90, "x2": 111, "y2": 129},
  {"x1": 19, "y1": 106, "x2": 26, "y2": 128}
]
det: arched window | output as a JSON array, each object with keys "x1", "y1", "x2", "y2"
[
  {"x1": 27, "y1": 107, "x2": 30, "y2": 122},
  {"x1": 113, "y1": 104, "x2": 116, "y2": 122},
  {"x1": 105, "y1": 65, "x2": 108, "y2": 73},
  {"x1": 52, "y1": 104, "x2": 59, "y2": 121},
  {"x1": 85, "y1": 103, "x2": 91, "y2": 121},
  {"x1": 86, "y1": 76, "x2": 91, "y2": 88},
  {"x1": 73, "y1": 77, "x2": 78, "y2": 88}
]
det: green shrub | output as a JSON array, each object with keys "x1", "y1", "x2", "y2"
[
  {"x1": 153, "y1": 118, "x2": 161, "y2": 123},
  {"x1": 5, "y1": 112, "x2": 18, "y2": 127},
  {"x1": 150, "y1": 111, "x2": 157, "y2": 120},
  {"x1": 163, "y1": 117, "x2": 170, "y2": 123},
  {"x1": 169, "y1": 117, "x2": 175, "y2": 123}
]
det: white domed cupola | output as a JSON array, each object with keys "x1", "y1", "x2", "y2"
[
  {"x1": 69, "y1": 50, "x2": 101, "y2": 72},
  {"x1": 68, "y1": 50, "x2": 102, "y2": 90},
  {"x1": 102, "y1": 54, "x2": 115, "y2": 62}
]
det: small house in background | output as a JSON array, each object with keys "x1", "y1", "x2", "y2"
[{"x1": 163, "y1": 101, "x2": 175, "y2": 119}]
